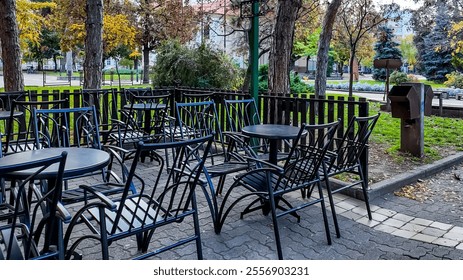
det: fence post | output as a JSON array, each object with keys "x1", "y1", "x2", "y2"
[{"x1": 358, "y1": 98, "x2": 369, "y2": 191}]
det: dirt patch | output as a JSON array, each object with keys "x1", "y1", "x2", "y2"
[
  {"x1": 368, "y1": 142, "x2": 463, "y2": 203},
  {"x1": 367, "y1": 142, "x2": 459, "y2": 184},
  {"x1": 367, "y1": 142, "x2": 420, "y2": 184}
]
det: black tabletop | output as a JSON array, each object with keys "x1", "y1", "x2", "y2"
[
  {"x1": 242, "y1": 124, "x2": 303, "y2": 140},
  {"x1": 0, "y1": 110, "x2": 23, "y2": 120},
  {"x1": 123, "y1": 103, "x2": 166, "y2": 111},
  {"x1": 0, "y1": 147, "x2": 110, "y2": 179}
]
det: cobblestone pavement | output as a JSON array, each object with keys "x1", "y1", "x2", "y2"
[{"x1": 64, "y1": 159, "x2": 463, "y2": 260}]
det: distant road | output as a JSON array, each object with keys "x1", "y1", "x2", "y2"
[
  {"x1": 329, "y1": 90, "x2": 463, "y2": 109},
  {"x1": 0, "y1": 72, "x2": 82, "y2": 88}
]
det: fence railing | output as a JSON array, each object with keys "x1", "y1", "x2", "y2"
[{"x1": 0, "y1": 87, "x2": 370, "y2": 182}]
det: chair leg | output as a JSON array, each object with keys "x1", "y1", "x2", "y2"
[
  {"x1": 216, "y1": 175, "x2": 226, "y2": 196},
  {"x1": 192, "y1": 195, "x2": 203, "y2": 260},
  {"x1": 99, "y1": 209, "x2": 110, "y2": 260},
  {"x1": 324, "y1": 177, "x2": 341, "y2": 238},
  {"x1": 317, "y1": 181, "x2": 332, "y2": 245},
  {"x1": 358, "y1": 166, "x2": 372, "y2": 220},
  {"x1": 268, "y1": 192, "x2": 284, "y2": 260}
]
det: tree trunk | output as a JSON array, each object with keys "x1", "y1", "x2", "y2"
[
  {"x1": 314, "y1": 0, "x2": 342, "y2": 98},
  {"x1": 0, "y1": 0, "x2": 24, "y2": 91},
  {"x1": 348, "y1": 49, "x2": 356, "y2": 97},
  {"x1": 268, "y1": 0, "x2": 302, "y2": 96},
  {"x1": 143, "y1": 44, "x2": 150, "y2": 84},
  {"x1": 83, "y1": 0, "x2": 103, "y2": 90}
]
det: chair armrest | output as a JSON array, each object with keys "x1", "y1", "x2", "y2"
[
  {"x1": 56, "y1": 202, "x2": 72, "y2": 223},
  {"x1": 243, "y1": 156, "x2": 284, "y2": 172},
  {"x1": 79, "y1": 184, "x2": 117, "y2": 210}
]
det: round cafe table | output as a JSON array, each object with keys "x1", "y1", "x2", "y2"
[
  {"x1": 0, "y1": 110, "x2": 23, "y2": 120},
  {"x1": 241, "y1": 124, "x2": 305, "y2": 164},
  {"x1": 0, "y1": 147, "x2": 110, "y2": 180}
]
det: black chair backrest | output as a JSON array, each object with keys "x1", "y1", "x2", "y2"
[
  {"x1": 81, "y1": 89, "x2": 118, "y2": 132},
  {"x1": 4, "y1": 99, "x2": 68, "y2": 155},
  {"x1": 328, "y1": 114, "x2": 380, "y2": 173},
  {"x1": 224, "y1": 99, "x2": 261, "y2": 132},
  {"x1": 176, "y1": 101, "x2": 220, "y2": 138},
  {"x1": 0, "y1": 91, "x2": 29, "y2": 111},
  {"x1": 110, "y1": 135, "x2": 214, "y2": 235},
  {"x1": 124, "y1": 93, "x2": 171, "y2": 134},
  {"x1": 32, "y1": 106, "x2": 101, "y2": 149},
  {"x1": 277, "y1": 121, "x2": 339, "y2": 193},
  {"x1": 0, "y1": 151, "x2": 67, "y2": 260},
  {"x1": 175, "y1": 101, "x2": 223, "y2": 158}
]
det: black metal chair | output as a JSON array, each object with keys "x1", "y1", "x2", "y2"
[
  {"x1": 3, "y1": 99, "x2": 68, "y2": 155},
  {"x1": 216, "y1": 121, "x2": 340, "y2": 259},
  {"x1": 0, "y1": 151, "x2": 69, "y2": 260},
  {"x1": 323, "y1": 113, "x2": 380, "y2": 238},
  {"x1": 224, "y1": 98, "x2": 291, "y2": 162},
  {"x1": 63, "y1": 135, "x2": 213, "y2": 260},
  {"x1": 0, "y1": 91, "x2": 30, "y2": 150},
  {"x1": 175, "y1": 101, "x2": 251, "y2": 232},
  {"x1": 108, "y1": 93, "x2": 173, "y2": 162},
  {"x1": 81, "y1": 89, "x2": 119, "y2": 144},
  {"x1": 32, "y1": 106, "x2": 133, "y2": 204}
]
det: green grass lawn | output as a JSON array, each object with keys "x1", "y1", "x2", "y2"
[{"x1": 367, "y1": 101, "x2": 463, "y2": 163}]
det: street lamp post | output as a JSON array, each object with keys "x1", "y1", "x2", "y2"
[{"x1": 240, "y1": 0, "x2": 265, "y2": 108}]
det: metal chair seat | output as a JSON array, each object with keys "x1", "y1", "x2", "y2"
[{"x1": 86, "y1": 196, "x2": 166, "y2": 235}]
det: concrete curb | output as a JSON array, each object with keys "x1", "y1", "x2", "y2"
[{"x1": 332, "y1": 152, "x2": 463, "y2": 201}]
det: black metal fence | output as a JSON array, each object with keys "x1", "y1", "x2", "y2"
[{"x1": 0, "y1": 87, "x2": 370, "y2": 180}]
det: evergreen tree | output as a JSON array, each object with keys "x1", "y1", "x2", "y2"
[
  {"x1": 372, "y1": 25, "x2": 402, "y2": 81},
  {"x1": 420, "y1": 3, "x2": 455, "y2": 82}
]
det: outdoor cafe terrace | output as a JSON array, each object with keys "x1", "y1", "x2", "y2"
[{"x1": 0, "y1": 87, "x2": 462, "y2": 260}]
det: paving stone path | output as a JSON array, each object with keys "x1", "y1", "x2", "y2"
[{"x1": 65, "y1": 159, "x2": 463, "y2": 260}]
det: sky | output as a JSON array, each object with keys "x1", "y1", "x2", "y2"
[{"x1": 376, "y1": 0, "x2": 422, "y2": 9}]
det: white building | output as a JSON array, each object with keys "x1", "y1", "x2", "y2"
[{"x1": 191, "y1": 0, "x2": 259, "y2": 68}]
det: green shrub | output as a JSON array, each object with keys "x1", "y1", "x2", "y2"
[
  {"x1": 152, "y1": 40, "x2": 241, "y2": 89},
  {"x1": 444, "y1": 71, "x2": 463, "y2": 88},
  {"x1": 389, "y1": 70, "x2": 409, "y2": 85},
  {"x1": 257, "y1": 64, "x2": 312, "y2": 94}
]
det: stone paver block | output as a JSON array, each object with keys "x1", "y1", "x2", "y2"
[
  {"x1": 391, "y1": 229, "x2": 416, "y2": 239},
  {"x1": 442, "y1": 231, "x2": 463, "y2": 242},
  {"x1": 429, "y1": 221, "x2": 453, "y2": 231},
  {"x1": 371, "y1": 212, "x2": 389, "y2": 222},
  {"x1": 392, "y1": 213, "x2": 414, "y2": 223},
  {"x1": 356, "y1": 217, "x2": 380, "y2": 228},
  {"x1": 333, "y1": 205, "x2": 348, "y2": 214},
  {"x1": 335, "y1": 201, "x2": 357, "y2": 211},
  {"x1": 421, "y1": 227, "x2": 447, "y2": 238},
  {"x1": 431, "y1": 238, "x2": 459, "y2": 248},
  {"x1": 351, "y1": 206, "x2": 369, "y2": 216},
  {"x1": 411, "y1": 233, "x2": 438, "y2": 243},
  {"x1": 456, "y1": 243, "x2": 463, "y2": 250},
  {"x1": 410, "y1": 218, "x2": 434, "y2": 227},
  {"x1": 382, "y1": 218, "x2": 407, "y2": 228},
  {"x1": 374, "y1": 224, "x2": 397, "y2": 234},
  {"x1": 344, "y1": 198, "x2": 362, "y2": 207},
  {"x1": 340, "y1": 210, "x2": 363, "y2": 221},
  {"x1": 401, "y1": 223, "x2": 426, "y2": 233},
  {"x1": 374, "y1": 208, "x2": 397, "y2": 217},
  {"x1": 447, "y1": 226, "x2": 463, "y2": 235}
]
